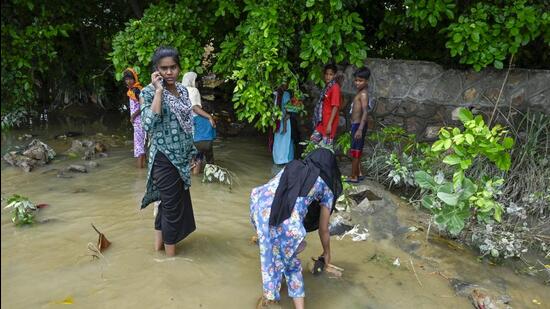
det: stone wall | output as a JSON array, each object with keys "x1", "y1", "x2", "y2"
[{"x1": 330, "y1": 58, "x2": 550, "y2": 139}]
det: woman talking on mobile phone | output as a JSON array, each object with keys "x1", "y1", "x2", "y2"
[{"x1": 139, "y1": 46, "x2": 197, "y2": 257}]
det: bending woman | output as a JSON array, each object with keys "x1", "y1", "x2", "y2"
[
  {"x1": 140, "y1": 47, "x2": 196, "y2": 257},
  {"x1": 250, "y1": 148, "x2": 343, "y2": 308}
]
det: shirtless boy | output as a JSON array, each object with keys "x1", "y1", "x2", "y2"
[{"x1": 346, "y1": 66, "x2": 370, "y2": 183}]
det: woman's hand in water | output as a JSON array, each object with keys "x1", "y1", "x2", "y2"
[{"x1": 151, "y1": 71, "x2": 164, "y2": 91}]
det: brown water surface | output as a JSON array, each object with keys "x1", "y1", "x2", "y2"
[{"x1": 1, "y1": 125, "x2": 548, "y2": 308}]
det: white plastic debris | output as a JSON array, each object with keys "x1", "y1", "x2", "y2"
[
  {"x1": 337, "y1": 224, "x2": 369, "y2": 241},
  {"x1": 393, "y1": 258, "x2": 400, "y2": 267}
]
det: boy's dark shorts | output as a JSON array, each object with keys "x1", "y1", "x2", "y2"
[{"x1": 350, "y1": 123, "x2": 367, "y2": 159}]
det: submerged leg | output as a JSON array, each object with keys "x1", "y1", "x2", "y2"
[
  {"x1": 139, "y1": 154, "x2": 146, "y2": 168},
  {"x1": 155, "y1": 230, "x2": 163, "y2": 251},
  {"x1": 165, "y1": 244, "x2": 176, "y2": 257},
  {"x1": 292, "y1": 297, "x2": 304, "y2": 309}
]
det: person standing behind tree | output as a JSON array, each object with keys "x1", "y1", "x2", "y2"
[
  {"x1": 140, "y1": 47, "x2": 197, "y2": 257},
  {"x1": 310, "y1": 64, "x2": 342, "y2": 146},
  {"x1": 181, "y1": 72, "x2": 216, "y2": 175},
  {"x1": 123, "y1": 68, "x2": 146, "y2": 168},
  {"x1": 272, "y1": 83, "x2": 294, "y2": 165}
]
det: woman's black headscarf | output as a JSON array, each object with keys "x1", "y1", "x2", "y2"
[{"x1": 269, "y1": 148, "x2": 343, "y2": 231}]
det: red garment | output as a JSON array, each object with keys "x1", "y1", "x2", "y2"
[{"x1": 315, "y1": 83, "x2": 341, "y2": 139}]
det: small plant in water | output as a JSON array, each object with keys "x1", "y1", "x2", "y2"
[
  {"x1": 4, "y1": 194, "x2": 37, "y2": 225},
  {"x1": 202, "y1": 164, "x2": 236, "y2": 191}
]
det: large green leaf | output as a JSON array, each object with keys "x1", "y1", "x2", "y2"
[
  {"x1": 421, "y1": 195, "x2": 435, "y2": 209},
  {"x1": 437, "y1": 191, "x2": 460, "y2": 206},
  {"x1": 457, "y1": 108, "x2": 473, "y2": 122},
  {"x1": 443, "y1": 154, "x2": 461, "y2": 165},
  {"x1": 437, "y1": 183, "x2": 460, "y2": 206},
  {"x1": 495, "y1": 152, "x2": 511, "y2": 171},
  {"x1": 461, "y1": 177, "x2": 477, "y2": 199},
  {"x1": 436, "y1": 204, "x2": 469, "y2": 235},
  {"x1": 414, "y1": 171, "x2": 436, "y2": 189}
]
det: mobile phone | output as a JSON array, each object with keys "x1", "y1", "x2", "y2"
[{"x1": 156, "y1": 72, "x2": 166, "y2": 87}]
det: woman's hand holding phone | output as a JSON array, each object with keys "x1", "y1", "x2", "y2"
[{"x1": 151, "y1": 71, "x2": 164, "y2": 91}]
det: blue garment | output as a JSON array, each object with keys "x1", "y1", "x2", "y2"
[
  {"x1": 250, "y1": 170, "x2": 334, "y2": 301},
  {"x1": 272, "y1": 91, "x2": 294, "y2": 164},
  {"x1": 193, "y1": 115, "x2": 216, "y2": 142}
]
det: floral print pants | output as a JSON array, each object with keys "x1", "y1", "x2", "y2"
[{"x1": 250, "y1": 191, "x2": 305, "y2": 300}]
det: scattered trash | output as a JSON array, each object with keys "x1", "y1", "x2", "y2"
[
  {"x1": 408, "y1": 226, "x2": 419, "y2": 232},
  {"x1": 202, "y1": 164, "x2": 236, "y2": 190},
  {"x1": 532, "y1": 299, "x2": 541, "y2": 305},
  {"x1": 393, "y1": 258, "x2": 401, "y2": 267},
  {"x1": 50, "y1": 296, "x2": 73, "y2": 305},
  {"x1": 336, "y1": 224, "x2": 369, "y2": 241},
  {"x1": 329, "y1": 214, "x2": 354, "y2": 236},
  {"x1": 91, "y1": 223, "x2": 111, "y2": 253}
]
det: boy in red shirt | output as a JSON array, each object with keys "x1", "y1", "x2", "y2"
[{"x1": 311, "y1": 64, "x2": 341, "y2": 146}]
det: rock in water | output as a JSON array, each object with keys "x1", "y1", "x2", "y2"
[
  {"x1": 85, "y1": 161, "x2": 99, "y2": 168},
  {"x1": 2, "y1": 139, "x2": 56, "y2": 172},
  {"x1": 94, "y1": 142, "x2": 107, "y2": 153},
  {"x1": 67, "y1": 165, "x2": 87, "y2": 173},
  {"x1": 330, "y1": 222, "x2": 354, "y2": 236},
  {"x1": 66, "y1": 139, "x2": 106, "y2": 160}
]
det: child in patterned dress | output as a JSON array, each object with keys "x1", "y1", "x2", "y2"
[{"x1": 123, "y1": 68, "x2": 146, "y2": 168}]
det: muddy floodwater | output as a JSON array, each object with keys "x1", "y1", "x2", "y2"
[{"x1": 1, "y1": 123, "x2": 549, "y2": 308}]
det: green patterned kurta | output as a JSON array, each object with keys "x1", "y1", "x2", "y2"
[{"x1": 140, "y1": 84, "x2": 196, "y2": 209}]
